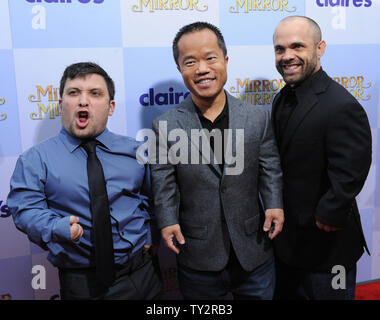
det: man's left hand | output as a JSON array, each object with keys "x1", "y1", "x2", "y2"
[
  {"x1": 316, "y1": 221, "x2": 342, "y2": 232},
  {"x1": 263, "y1": 208, "x2": 284, "y2": 240}
]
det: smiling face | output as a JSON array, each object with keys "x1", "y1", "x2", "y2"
[
  {"x1": 273, "y1": 17, "x2": 326, "y2": 86},
  {"x1": 59, "y1": 73, "x2": 115, "y2": 139},
  {"x1": 176, "y1": 28, "x2": 228, "y2": 107}
]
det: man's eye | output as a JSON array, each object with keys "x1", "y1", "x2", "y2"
[
  {"x1": 92, "y1": 91, "x2": 100, "y2": 96},
  {"x1": 185, "y1": 61, "x2": 195, "y2": 66},
  {"x1": 68, "y1": 90, "x2": 77, "y2": 95}
]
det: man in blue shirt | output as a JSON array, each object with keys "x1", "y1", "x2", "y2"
[{"x1": 7, "y1": 62, "x2": 163, "y2": 300}]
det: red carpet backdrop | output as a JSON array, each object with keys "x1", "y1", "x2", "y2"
[{"x1": 0, "y1": 0, "x2": 379, "y2": 300}]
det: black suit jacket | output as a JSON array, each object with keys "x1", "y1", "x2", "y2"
[{"x1": 272, "y1": 69, "x2": 371, "y2": 272}]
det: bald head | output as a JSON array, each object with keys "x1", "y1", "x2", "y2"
[
  {"x1": 272, "y1": 16, "x2": 326, "y2": 85},
  {"x1": 274, "y1": 16, "x2": 322, "y2": 44}
]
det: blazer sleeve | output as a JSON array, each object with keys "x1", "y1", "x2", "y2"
[
  {"x1": 315, "y1": 100, "x2": 372, "y2": 227},
  {"x1": 258, "y1": 110, "x2": 284, "y2": 210},
  {"x1": 149, "y1": 118, "x2": 180, "y2": 230}
]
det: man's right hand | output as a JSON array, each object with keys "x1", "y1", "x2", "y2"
[
  {"x1": 161, "y1": 224, "x2": 185, "y2": 255},
  {"x1": 70, "y1": 216, "x2": 83, "y2": 241}
]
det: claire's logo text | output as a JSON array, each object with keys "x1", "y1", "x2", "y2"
[
  {"x1": 28, "y1": 85, "x2": 60, "y2": 120},
  {"x1": 27, "y1": 0, "x2": 104, "y2": 30},
  {"x1": 229, "y1": 78, "x2": 286, "y2": 105},
  {"x1": 139, "y1": 88, "x2": 190, "y2": 107},
  {"x1": 316, "y1": 0, "x2": 372, "y2": 7},
  {"x1": 132, "y1": 0, "x2": 208, "y2": 12},
  {"x1": 0, "y1": 200, "x2": 11, "y2": 218},
  {"x1": 229, "y1": 0, "x2": 296, "y2": 13},
  {"x1": 333, "y1": 75, "x2": 371, "y2": 101},
  {"x1": 0, "y1": 97, "x2": 6, "y2": 121}
]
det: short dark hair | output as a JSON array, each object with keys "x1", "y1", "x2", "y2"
[
  {"x1": 59, "y1": 62, "x2": 115, "y2": 100},
  {"x1": 172, "y1": 22, "x2": 227, "y2": 66}
]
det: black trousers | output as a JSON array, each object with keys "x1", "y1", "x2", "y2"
[
  {"x1": 59, "y1": 249, "x2": 163, "y2": 300},
  {"x1": 274, "y1": 259, "x2": 357, "y2": 300}
]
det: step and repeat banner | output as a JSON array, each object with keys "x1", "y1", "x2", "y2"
[{"x1": 0, "y1": 0, "x2": 379, "y2": 300}]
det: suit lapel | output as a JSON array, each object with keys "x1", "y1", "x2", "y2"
[
  {"x1": 278, "y1": 70, "x2": 330, "y2": 155},
  {"x1": 176, "y1": 97, "x2": 223, "y2": 177},
  {"x1": 225, "y1": 92, "x2": 247, "y2": 176},
  {"x1": 279, "y1": 91, "x2": 318, "y2": 155},
  {"x1": 271, "y1": 92, "x2": 282, "y2": 140}
]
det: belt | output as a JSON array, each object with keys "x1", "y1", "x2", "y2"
[
  {"x1": 114, "y1": 248, "x2": 151, "y2": 276},
  {"x1": 59, "y1": 248, "x2": 151, "y2": 277}
]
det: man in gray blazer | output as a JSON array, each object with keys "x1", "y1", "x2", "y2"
[{"x1": 150, "y1": 22, "x2": 284, "y2": 300}]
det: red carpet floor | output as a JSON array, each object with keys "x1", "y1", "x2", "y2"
[{"x1": 355, "y1": 281, "x2": 380, "y2": 300}]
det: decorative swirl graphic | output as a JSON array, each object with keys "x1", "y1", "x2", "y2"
[
  {"x1": 197, "y1": 4, "x2": 208, "y2": 11},
  {"x1": 285, "y1": 6, "x2": 296, "y2": 12}
]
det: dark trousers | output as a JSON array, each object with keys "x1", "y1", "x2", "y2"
[
  {"x1": 177, "y1": 249, "x2": 275, "y2": 300},
  {"x1": 59, "y1": 249, "x2": 163, "y2": 300},
  {"x1": 274, "y1": 259, "x2": 357, "y2": 300}
]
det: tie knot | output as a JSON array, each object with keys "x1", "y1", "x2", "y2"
[{"x1": 82, "y1": 140, "x2": 98, "y2": 154}]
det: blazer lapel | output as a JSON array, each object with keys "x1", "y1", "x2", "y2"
[
  {"x1": 224, "y1": 92, "x2": 247, "y2": 176},
  {"x1": 176, "y1": 97, "x2": 223, "y2": 177},
  {"x1": 271, "y1": 92, "x2": 282, "y2": 140},
  {"x1": 279, "y1": 89, "x2": 318, "y2": 155},
  {"x1": 278, "y1": 69, "x2": 330, "y2": 155}
]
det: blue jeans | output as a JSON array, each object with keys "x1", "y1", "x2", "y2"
[
  {"x1": 177, "y1": 249, "x2": 275, "y2": 300},
  {"x1": 274, "y1": 260, "x2": 357, "y2": 300}
]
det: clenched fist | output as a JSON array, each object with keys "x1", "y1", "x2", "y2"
[{"x1": 70, "y1": 216, "x2": 83, "y2": 241}]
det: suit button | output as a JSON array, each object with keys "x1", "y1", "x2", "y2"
[{"x1": 221, "y1": 186, "x2": 227, "y2": 193}]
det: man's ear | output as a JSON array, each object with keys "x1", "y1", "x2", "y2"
[
  {"x1": 317, "y1": 40, "x2": 326, "y2": 59},
  {"x1": 108, "y1": 100, "x2": 116, "y2": 116}
]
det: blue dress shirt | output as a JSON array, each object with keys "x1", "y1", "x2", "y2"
[{"x1": 7, "y1": 128, "x2": 157, "y2": 268}]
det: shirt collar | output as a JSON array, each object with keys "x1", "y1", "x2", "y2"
[
  {"x1": 59, "y1": 127, "x2": 111, "y2": 153},
  {"x1": 282, "y1": 67, "x2": 324, "y2": 97},
  {"x1": 193, "y1": 97, "x2": 229, "y2": 123}
]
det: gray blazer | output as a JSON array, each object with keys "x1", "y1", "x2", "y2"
[{"x1": 150, "y1": 91, "x2": 283, "y2": 272}]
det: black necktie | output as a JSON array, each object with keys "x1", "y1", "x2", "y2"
[{"x1": 82, "y1": 140, "x2": 115, "y2": 287}]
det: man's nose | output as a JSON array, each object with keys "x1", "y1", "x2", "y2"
[
  {"x1": 196, "y1": 60, "x2": 209, "y2": 74},
  {"x1": 282, "y1": 49, "x2": 295, "y2": 62},
  {"x1": 78, "y1": 93, "x2": 89, "y2": 106}
]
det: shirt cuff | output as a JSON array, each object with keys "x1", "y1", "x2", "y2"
[{"x1": 52, "y1": 216, "x2": 72, "y2": 243}]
